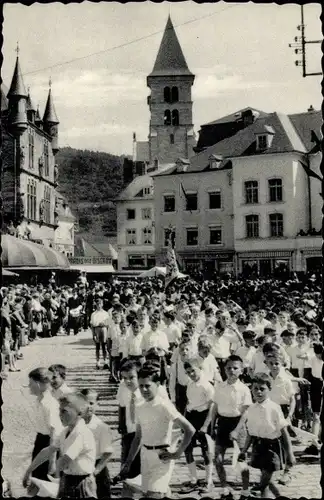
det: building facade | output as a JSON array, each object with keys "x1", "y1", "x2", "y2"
[
  {"x1": 153, "y1": 108, "x2": 322, "y2": 277},
  {"x1": 53, "y1": 193, "x2": 76, "y2": 257},
  {"x1": 1, "y1": 53, "x2": 70, "y2": 249},
  {"x1": 116, "y1": 174, "x2": 156, "y2": 270},
  {"x1": 154, "y1": 158, "x2": 235, "y2": 275}
]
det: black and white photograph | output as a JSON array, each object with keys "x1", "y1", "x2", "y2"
[{"x1": 1, "y1": 1, "x2": 322, "y2": 498}]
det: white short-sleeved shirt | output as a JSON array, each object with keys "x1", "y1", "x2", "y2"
[
  {"x1": 163, "y1": 324, "x2": 182, "y2": 344},
  {"x1": 289, "y1": 345, "x2": 312, "y2": 375},
  {"x1": 52, "y1": 383, "x2": 74, "y2": 401},
  {"x1": 269, "y1": 373, "x2": 295, "y2": 405},
  {"x1": 245, "y1": 398, "x2": 287, "y2": 439},
  {"x1": 235, "y1": 346, "x2": 256, "y2": 368},
  {"x1": 186, "y1": 375, "x2": 214, "y2": 412},
  {"x1": 208, "y1": 335, "x2": 231, "y2": 359},
  {"x1": 90, "y1": 309, "x2": 110, "y2": 328},
  {"x1": 135, "y1": 395, "x2": 181, "y2": 447},
  {"x1": 55, "y1": 418, "x2": 96, "y2": 475},
  {"x1": 87, "y1": 414, "x2": 113, "y2": 459},
  {"x1": 119, "y1": 334, "x2": 129, "y2": 358},
  {"x1": 141, "y1": 329, "x2": 169, "y2": 353},
  {"x1": 309, "y1": 354, "x2": 323, "y2": 379},
  {"x1": 200, "y1": 354, "x2": 222, "y2": 384},
  {"x1": 117, "y1": 383, "x2": 144, "y2": 434},
  {"x1": 125, "y1": 333, "x2": 144, "y2": 357},
  {"x1": 108, "y1": 324, "x2": 121, "y2": 356},
  {"x1": 213, "y1": 379, "x2": 252, "y2": 417},
  {"x1": 247, "y1": 323, "x2": 264, "y2": 338},
  {"x1": 35, "y1": 389, "x2": 64, "y2": 438},
  {"x1": 250, "y1": 350, "x2": 268, "y2": 374}
]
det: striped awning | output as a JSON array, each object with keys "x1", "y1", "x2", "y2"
[
  {"x1": 1, "y1": 234, "x2": 70, "y2": 269},
  {"x1": 69, "y1": 264, "x2": 115, "y2": 273}
]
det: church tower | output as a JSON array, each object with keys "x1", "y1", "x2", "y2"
[{"x1": 147, "y1": 16, "x2": 195, "y2": 165}]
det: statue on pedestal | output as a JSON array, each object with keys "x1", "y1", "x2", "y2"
[
  {"x1": 54, "y1": 164, "x2": 59, "y2": 184},
  {"x1": 39, "y1": 199, "x2": 45, "y2": 222},
  {"x1": 38, "y1": 156, "x2": 44, "y2": 178}
]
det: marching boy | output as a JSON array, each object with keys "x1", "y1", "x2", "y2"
[{"x1": 236, "y1": 373, "x2": 295, "y2": 499}]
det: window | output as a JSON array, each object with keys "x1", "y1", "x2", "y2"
[
  {"x1": 142, "y1": 228, "x2": 152, "y2": 245},
  {"x1": 164, "y1": 110, "x2": 171, "y2": 125},
  {"x1": 164, "y1": 87, "x2": 171, "y2": 103},
  {"x1": 127, "y1": 209, "x2": 136, "y2": 220},
  {"x1": 27, "y1": 179, "x2": 37, "y2": 220},
  {"x1": 44, "y1": 185, "x2": 51, "y2": 224},
  {"x1": 164, "y1": 195, "x2": 175, "y2": 212},
  {"x1": 126, "y1": 229, "x2": 136, "y2": 245},
  {"x1": 269, "y1": 213, "x2": 284, "y2": 237},
  {"x1": 144, "y1": 187, "x2": 151, "y2": 196},
  {"x1": 142, "y1": 208, "x2": 152, "y2": 220},
  {"x1": 171, "y1": 86, "x2": 179, "y2": 103},
  {"x1": 128, "y1": 255, "x2": 145, "y2": 268},
  {"x1": 44, "y1": 141, "x2": 49, "y2": 176},
  {"x1": 170, "y1": 134, "x2": 174, "y2": 144},
  {"x1": 186, "y1": 228, "x2": 198, "y2": 246},
  {"x1": 28, "y1": 130, "x2": 34, "y2": 169},
  {"x1": 209, "y1": 191, "x2": 221, "y2": 209},
  {"x1": 245, "y1": 215, "x2": 259, "y2": 238},
  {"x1": 268, "y1": 178, "x2": 283, "y2": 202},
  {"x1": 164, "y1": 229, "x2": 170, "y2": 247},
  {"x1": 172, "y1": 109, "x2": 179, "y2": 126},
  {"x1": 185, "y1": 193, "x2": 197, "y2": 211},
  {"x1": 209, "y1": 227, "x2": 222, "y2": 245},
  {"x1": 244, "y1": 180, "x2": 258, "y2": 204},
  {"x1": 257, "y1": 134, "x2": 268, "y2": 150}
]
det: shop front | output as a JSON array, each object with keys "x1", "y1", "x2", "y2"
[
  {"x1": 178, "y1": 251, "x2": 235, "y2": 277},
  {"x1": 238, "y1": 250, "x2": 293, "y2": 277}
]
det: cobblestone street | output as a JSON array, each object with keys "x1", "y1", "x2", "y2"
[{"x1": 2, "y1": 330, "x2": 322, "y2": 498}]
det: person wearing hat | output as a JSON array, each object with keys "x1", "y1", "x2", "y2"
[
  {"x1": 303, "y1": 299, "x2": 317, "y2": 321},
  {"x1": 23, "y1": 392, "x2": 97, "y2": 498}
]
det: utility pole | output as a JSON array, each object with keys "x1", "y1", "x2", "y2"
[{"x1": 289, "y1": 4, "x2": 321, "y2": 77}]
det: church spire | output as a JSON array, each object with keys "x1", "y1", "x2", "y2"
[
  {"x1": 149, "y1": 16, "x2": 193, "y2": 77},
  {"x1": 7, "y1": 44, "x2": 28, "y2": 134}
]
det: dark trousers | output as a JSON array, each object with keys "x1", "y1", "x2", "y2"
[
  {"x1": 216, "y1": 358, "x2": 227, "y2": 381},
  {"x1": 68, "y1": 316, "x2": 82, "y2": 335},
  {"x1": 32, "y1": 433, "x2": 51, "y2": 480},
  {"x1": 121, "y1": 433, "x2": 141, "y2": 479},
  {"x1": 58, "y1": 473, "x2": 97, "y2": 498},
  {"x1": 175, "y1": 382, "x2": 188, "y2": 414},
  {"x1": 95, "y1": 459, "x2": 111, "y2": 499}
]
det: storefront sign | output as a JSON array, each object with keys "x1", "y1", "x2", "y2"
[{"x1": 69, "y1": 256, "x2": 112, "y2": 265}]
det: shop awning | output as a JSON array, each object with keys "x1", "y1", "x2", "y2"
[
  {"x1": 69, "y1": 264, "x2": 115, "y2": 273},
  {"x1": 2, "y1": 269, "x2": 19, "y2": 276},
  {"x1": 1, "y1": 235, "x2": 70, "y2": 269}
]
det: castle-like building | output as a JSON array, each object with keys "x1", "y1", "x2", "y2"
[{"x1": 2, "y1": 50, "x2": 75, "y2": 255}]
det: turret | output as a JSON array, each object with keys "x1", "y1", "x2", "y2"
[
  {"x1": 7, "y1": 45, "x2": 28, "y2": 136},
  {"x1": 43, "y1": 79, "x2": 59, "y2": 154},
  {"x1": 26, "y1": 87, "x2": 36, "y2": 124}
]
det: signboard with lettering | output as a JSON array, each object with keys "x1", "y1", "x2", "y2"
[{"x1": 69, "y1": 257, "x2": 112, "y2": 265}]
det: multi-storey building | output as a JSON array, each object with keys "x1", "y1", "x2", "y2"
[
  {"x1": 153, "y1": 158, "x2": 235, "y2": 275},
  {"x1": 2, "y1": 52, "x2": 64, "y2": 247}
]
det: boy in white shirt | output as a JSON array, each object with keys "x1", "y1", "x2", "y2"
[
  {"x1": 124, "y1": 319, "x2": 145, "y2": 364},
  {"x1": 236, "y1": 373, "x2": 295, "y2": 499},
  {"x1": 141, "y1": 315, "x2": 169, "y2": 356},
  {"x1": 120, "y1": 365, "x2": 195, "y2": 499},
  {"x1": 107, "y1": 310, "x2": 122, "y2": 383},
  {"x1": 81, "y1": 389, "x2": 113, "y2": 498},
  {"x1": 197, "y1": 336, "x2": 222, "y2": 385},
  {"x1": 169, "y1": 338, "x2": 191, "y2": 413},
  {"x1": 181, "y1": 359, "x2": 214, "y2": 494},
  {"x1": 235, "y1": 331, "x2": 257, "y2": 382},
  {"x1": 204, "y1": 355, "x2": 252, "y2": 500},
  {"x1": 49, "y1": 364, "x2": 74, "y2": 400}
]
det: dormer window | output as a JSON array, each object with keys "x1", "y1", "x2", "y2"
[
  {"x1": 257, "y1": 134, "x2": 268, "y2": 150},
  {"x1": 209, "y1": 154, "x2": 222, "y2": 169},
  {"x1": 144, "y1": 187, "x2": 151, "y2": 196},
  {"x1": 256, "y1": 125, "x2": 275, "y2": 151}
]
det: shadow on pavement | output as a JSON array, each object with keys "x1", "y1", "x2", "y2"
[{"x1": 70, "y1": 337, "x2": 94, "y2": 346}]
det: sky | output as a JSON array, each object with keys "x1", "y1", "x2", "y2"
[{"x1": 2, "y1": 1, "x2": 322, "y2": 156}]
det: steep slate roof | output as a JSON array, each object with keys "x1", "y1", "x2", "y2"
[
  {"x1": 26, "y1": 91, "x2": 36, "y2": 112},
  {"x1": 117, "y1": 163, "x2": 174, "y2": 200},
  {"x1": 289, "y1": 110, "x2": 322, "y2": 151},
  {"x1": 202, "y1": 107, "x2": 268, "y2": 126},
  {"x1": 7, "y1": 56, "x2": 27, "y2": 98},
  {"x1": 43, "y1": 88, "x2": 59, "y2": 124},
  {"x1": 75, "y1": 237, "x2": 118, "y2": 259},
  {"x1": 1, "y1": 84, "x2": 9, "y2": 111},
  {"x1": 155, "y1": 110, "x2": 321, "y2": 176},
  {"x1": 148, "y1": 16, "x2": 193, "y2": 77}
]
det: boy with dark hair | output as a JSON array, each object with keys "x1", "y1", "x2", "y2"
[{"x1": 49, "y1": 364, "x2": 73, "y2": 399}]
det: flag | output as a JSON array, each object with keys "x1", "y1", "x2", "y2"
[
  {"x1": 180, "y1": 182, "x2": 192, "y2": 213},
  {"x1": 165, "y1": 231, "x2": 182, "y2": 289},
  {"x1": 300, "y1": 161, "x2": 323, "y2": 182}
]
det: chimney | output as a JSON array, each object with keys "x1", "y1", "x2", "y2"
[
  {"x1": 308, "y1": 105, "x2": 314, "y2": 113},
  {"x1": 241, "y1": 109, "x2": 255, "y2": 127}
]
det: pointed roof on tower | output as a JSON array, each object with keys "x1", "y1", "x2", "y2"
[
  {"x1": 148, "y1": 16, "x2": 193, "y2": 77},
  {"x1": 35, "y1": 105, "x2": 43, "y2": 124},
  {"x1": 26, "y1": 88, "x2": 36, "y2": 112},
  {"x1": 8, "y1": 54, "x2": 27, "y2": 98},
  {"x1": 43, "y1": 81, "x2": 59, "y2": 124}
]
